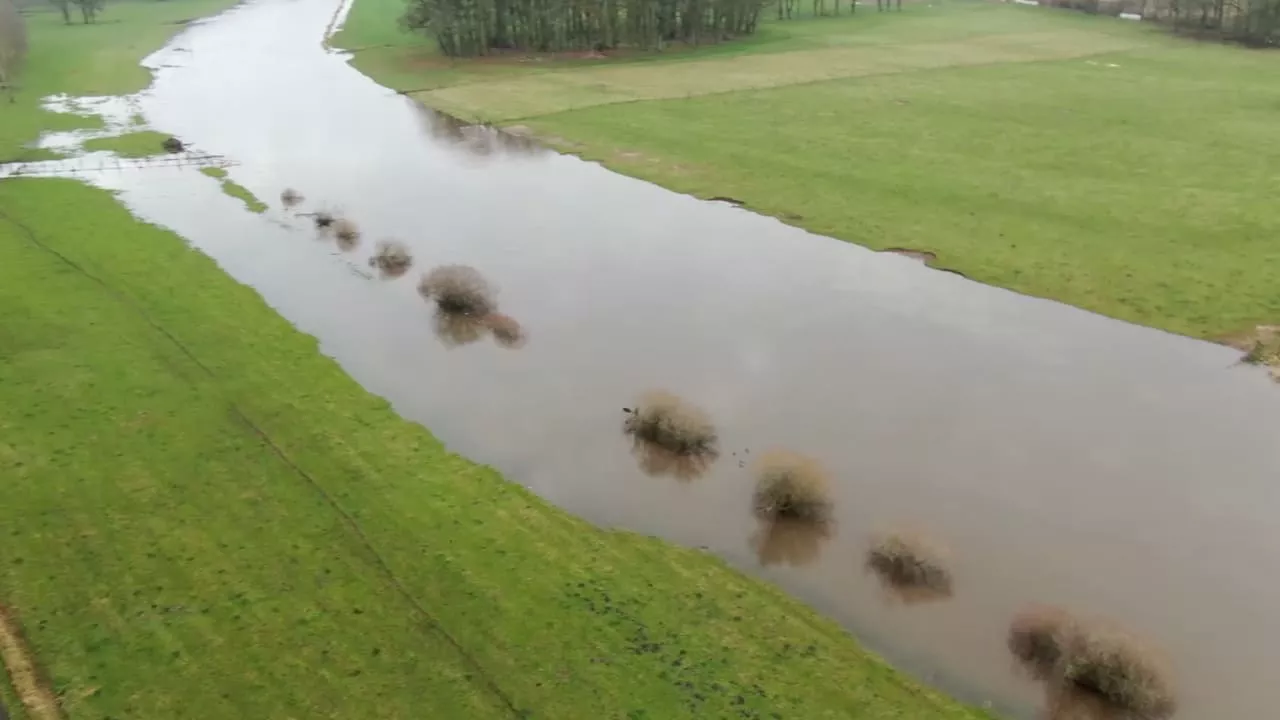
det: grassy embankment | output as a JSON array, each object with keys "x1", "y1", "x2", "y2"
[
  {"x1": 1, "y1": 2, "x2": 992, "y2": 719},
  {"x1": 335, "y1": 1, "x2": 1280, "y2": 346}
]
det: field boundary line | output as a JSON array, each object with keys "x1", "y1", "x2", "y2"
[
  {"x1": 0, "y1": 205, "x2": 525, "y2": 719},
  {"x1": 0, "y1": 604, "x2": 64, "y2": 720},
  {"x1": 420, "y1": 44, "x2": 1147, "y2": 124}
]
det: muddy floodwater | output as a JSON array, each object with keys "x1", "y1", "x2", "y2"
[{"x1": 9, "y1": 0, "x2": 1280, "y2": 716}]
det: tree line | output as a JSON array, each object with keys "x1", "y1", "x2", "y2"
[
  {"x1": 0, "y1": 0, "x2": 24, "y2": 98},
  {"x1": 402, "y1": 0, "x2": 771, "y2": 55},
  {"x1": 1051, "y1": 0, "x2": 1277, "y2": 45},
  {"x1": 50, "y1": 0, "x2": 106, "y2": 24}
]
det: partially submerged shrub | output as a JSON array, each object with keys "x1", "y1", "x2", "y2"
[
  {"x1": 162, "y1": 136, "x2": 184, "y2": 153},
  {"x1": 313, "y1": 211, "x2": 335, "y2": 229},
  {"x1": 752, "y1": 517, "x2": 832, "y2": 567},
  {"x1": 752, "y1": 451, "x2": 833, "y2": 523},
  {"x1": 370, "y1": 240, "x2": 413, "y2": 277},
  {"x1": 630, "y1": 438, "x2": 714, "y2": 482},
  {"x1": 432, "y1": 309, "x2": 486, "y2": 348},
  {"x1": 280, "y1": 188, "x2": 304, "y2": 207},
  {"x1": 1009, "y1": 608, "x2": 1177, "y2": 718},
  {"x1": 866, "y1": 532, "x2": 953, "y2": 600},
  {"x1": 333, "y1": 218, "x2": 360, "y2": 251},
  {"x1": 418, "y1": 265, "x2": 495, "y2": 316},
  {"x1": 481, "y1": 312, "x2": 525, "y2": 349},
  {"x1": 623, "y1": 391, "x2": 717, "y2": 457},
  {"x1": 1009, "y1": 606, "x2": 1074, "y2": 679},
  {"x1": 1060, "y1": 624, "x2": 1176, "y2": 718}
]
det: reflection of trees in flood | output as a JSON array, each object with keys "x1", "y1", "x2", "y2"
[
  {"x1": 629, "y1": 437, "x2": 716, "y2": 482},
  {"x1": 1042, "y1": 685, "x2": 1125, "y2": 720},
  {"x1": 750, "y1": 517, "x2": 832, "y2": 567},
  {"x1": 432, "y1": 309, "x2": 487, "y2": 348},
  {"x1": 409, "y1": 102, "x2": 543, "y2": 159}
]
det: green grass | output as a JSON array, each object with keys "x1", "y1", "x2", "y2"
[
  {"x1": 335, "y1": 1, "x2": 1280, "y2": 340},
  {"x1": 198, "y1": 167, "x2": 268, "y2": 213},
  {"x1": 0, "y1": 0, "x2": 238, "y2": 160},
  {"x1": 82, "y1": 130, "x2": 171, "y2": 158},
  {"x1": 0, "y1": 179, "x2": 995, "y2": 719},
  {"x1": 0, "y1": 665, "x2": 29, "y2": 720}
]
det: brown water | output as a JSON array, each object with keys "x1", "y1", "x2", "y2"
[{"x1": 16, "y1": 0, "x2": 1280, "y2": 716}]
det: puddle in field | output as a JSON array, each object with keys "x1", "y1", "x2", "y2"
[{"x1": 9, "y1": 0, "x2": 1280, "y2": 717}]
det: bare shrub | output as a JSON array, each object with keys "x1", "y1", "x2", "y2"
[
  {"x1": 622, "y1": 391, "x2": 717, "y2": 457},
  {"x1": 1060, "y1": 624, "x2": 1176, "y2": 719},
  {"x1": 752, "y1": 450, "x2": 832, "y2": 523},
  {"x1": 280, "y1": 188, "x2": 304, "y2": 208},
  {"x1": 418, "y1": 265, "x2": 495, "y2": 316},
  {"x1": 370, "y1": 240, "x2": 413, "y2": 278},
  {"x1": 1008, "y1": 608, "x2": 1177, "y2": 719},
  {"x1": 866, "y1": 532, "x2": 953, "y2": 601},
  {"x1": 751, "y1": 517, "x2": 832, "y2": 567},
  {"x1": 1009, "y1": 606, "x2": 1074, "y2": 680},
  {"x1": 481, "y1": 312, "x2": 525, "y2": 349},
  {"x1": 432, "y1": 309, "x2": 486, "y2": 348},
  {"x1": 332, "y1": 218, "x2": 360, "y2": 251}
]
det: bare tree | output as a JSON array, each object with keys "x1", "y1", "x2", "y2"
[
  {"x1": 49, "y1": 0, "x2": 71, "y2": 23},
  {"x1": 70, "y1": 0, "x2": 102, "y2": 23},
  {"x1": 0, "y1": 0, "x2": 26, "y2": 99}
]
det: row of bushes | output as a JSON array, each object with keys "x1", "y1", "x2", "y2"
[
  {"x1": 284, "y1": 186, "x2": 1176, "y2": 718},
  {"x1": 292, "y1": 188, "x2": 528, "y2": 350},
  {"x1": 622, "y1": 391, "x2": 1176, "y2": 718}
]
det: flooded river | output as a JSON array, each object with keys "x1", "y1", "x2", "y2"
[{"x1": 13, "y1": 0, "x2": 1280, "y2": 716}]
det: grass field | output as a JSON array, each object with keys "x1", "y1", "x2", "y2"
[
  {"x1": 82, "y1": 130, "x2": 172, "y2": 158},
  {"x1": 199, "y1": 166, "x2": 269, "y2": 212},
  {"x1": 1, "y1": 1, "x2": 995, "y2": 718},
  {"x1": 336, "y1": 1, "x2": 1280, "y2": 342}
]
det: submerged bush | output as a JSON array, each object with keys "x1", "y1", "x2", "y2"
[
  {"x1": 313, "y1": 211, "x2": 335, "y2": 229},
  {"x1": 1060, "y1": 624, "x2": 1176, "y2": 718},
  {"x1": 280, "y1": 188, "x2": 303, "y2": 208},
  {"x1": 866, "y1": 532, "x2": 953, "y2": 600},
  {"x1": 1008, "y1": 607, "x2": 1177, "y2": 718},
  {"x1": 333, "y1": 218, "x2": 360, "y2": 251},
  {"x1": 418, "y1": 265, "x2": 495, "y2": 316},
  {"x1": 1009, "y1": 606, "x2": 1074, "y2": 679},
  {"x1": 481, "y1": 312, "x2": 525, "y2": 349},
  {"x1": 752, "y1": 517, "x2": 832, "y2": 567},
  {"x1": 623, "y1": 391, "x2": 717, "y2": 458},
  {"x1": 751, "y1": 451, "x2": 832, "y2": 524},
  {"x1": 371, "y1": 240, "x2": 413, "y2": 277}
]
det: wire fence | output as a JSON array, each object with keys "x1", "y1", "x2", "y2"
[{"x1": 0, "y1": 152, "x2": 236, "y2": 180}]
